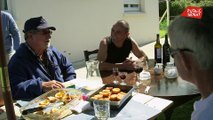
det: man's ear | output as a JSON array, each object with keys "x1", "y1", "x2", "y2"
[
  {"x1": 127, "y1": 32, "x2": 130, "y2": 37},
  {"x1": 178, "y1": 52, "x2": 192, "y2": 72}
]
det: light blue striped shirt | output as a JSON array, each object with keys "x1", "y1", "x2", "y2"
[{"x1": 1, "y1": 10, "x2": 21, "y2": 53}]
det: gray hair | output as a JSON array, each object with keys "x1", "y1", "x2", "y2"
[{"x1": 168, "y1": 6, "x2": 213, "y2": 69}]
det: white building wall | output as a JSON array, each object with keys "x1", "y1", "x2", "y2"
[
  {"x1": 123, "y1": 0, "x2": 159, "y2": 45},
  {"x1": 7, "y1": 0, "x2": 159, "y2": 68}
]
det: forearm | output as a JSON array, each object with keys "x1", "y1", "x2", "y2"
[{"x1": 99, "y1": 61, "x2": 133, "y2": 71}]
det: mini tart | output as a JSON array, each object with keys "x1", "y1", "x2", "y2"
[
  {"x1": 105, "y1": 87, "x2": 113, "y2": 91},
  {"x1": 62, "y1": 94, "x2": 73, "y2": 104},
  {"x1": 47, "y1": 96, "x2": 57, "y2": 103},
  {"x1": 50, "y1": 108, "x2": 59, "y2": 114},
  {"x1": 102, "y1": 89, "x2": 110, "y2": 93},
  {"x1": 93, "y1": 94, "x2": 103, "y2": 99},
  {"x1": 112, "y1": 88, "x2": 121, "y2": 94},
  {"x1": 102, "y1": 91, "x2": 111, "y2": 98},
  {"x1": 117, "y1": 94, "x2": 125, "y2": 101},
  {"x1": 39, "y1": 99, "x2": 50, "y2": 106},
  {"x1": 55, "y1": 91, "x2": 66, "y2": 99},
  {"x1": 109, "y1": 94, "x2": 118, "y2": 101}
]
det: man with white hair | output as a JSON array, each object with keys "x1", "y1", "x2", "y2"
[{"x1": 8, "y1": 16, "x2": 76, "y2": 100}]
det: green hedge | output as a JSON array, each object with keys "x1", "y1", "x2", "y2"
[{"x1": 159, "y1": 0, "x2": 213, "y2": 17}]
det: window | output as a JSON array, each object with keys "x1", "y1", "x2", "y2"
[{"x1": 124, "y1": 0, "x2": 141, "y2": 12}]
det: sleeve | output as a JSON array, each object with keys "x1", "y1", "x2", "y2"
[
  {"x1": 60, "y1": 54, "x2": 77, "y2": 81},
  {"x1": 52, "y1": 47, "x2": 76, "y2": 81},
  {"x1": 8, "y1": 58, "x2": 43, "y2": 100},
  {"x1": 7, "y1": 12, "x2": 21, "y2": 50}
]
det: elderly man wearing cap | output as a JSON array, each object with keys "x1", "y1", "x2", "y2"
[{"x1": 8, "y1": 16, "x2": 76, "y2": 100}]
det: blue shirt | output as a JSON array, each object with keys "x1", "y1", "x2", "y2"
[
  {"x1": 8, "y1": 43, "x2": 76, "y2": 100},
  {"x1": 1, "y1": 11, "x2": 21, "y2": 53}
]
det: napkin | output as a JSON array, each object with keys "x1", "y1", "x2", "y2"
[
  {"x1": 16, "y1": 100, "x2": 30, "y2": 107},
  {"x1": 70, "y1": 100, "x2": 91, "y2": 113}
]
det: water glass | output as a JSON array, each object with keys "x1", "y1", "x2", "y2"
[
  {"x1": 154, "y1": 63, "x2": 163, "y2": 75},
  {"x1": 86, "y1": 60, "x2": 99, "y2": 78},
  {"x1": 93, "y1": 100, "x2": 110, "y2": 120},
  {"x1": 140, "y1": 71, "x2": 151, "y2": 86}
]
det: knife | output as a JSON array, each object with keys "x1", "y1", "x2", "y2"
[{"x1": 22, "y1": 106, "x2": 45, "y2": 115}]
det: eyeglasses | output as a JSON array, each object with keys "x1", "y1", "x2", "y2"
[
  {"x1": 169, "y1": 48, "x2": 193, "y2": 58},
  {"x1": 30, "y1": 29, "x2": 53, "y2": 35}
]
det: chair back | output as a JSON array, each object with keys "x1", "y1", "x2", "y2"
[{"x1": 83, "y1": 49, "x2": 99, "y2": 61}]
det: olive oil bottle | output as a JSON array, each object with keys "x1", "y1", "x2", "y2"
[{"x1": 154, "y1": 34, "x2": 162, "y2": 64}]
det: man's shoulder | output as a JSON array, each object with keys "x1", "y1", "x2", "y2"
[
  {"x1": 49, "y1": 46, "x2": 61, "y2": 52},
  {"x1": 1, "y1": 10, "x2": 12, "y2": 17},
  {"x1": 100, "y1": 36, "x2": 110, "y2": 45},
  {"x1": 48, "y1": 46, "x2": 64, "y2": 57}
]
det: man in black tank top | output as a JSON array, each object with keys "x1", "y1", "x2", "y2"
[{"x1": 97, "y1": 20, "x2": 148, "y2": 71}]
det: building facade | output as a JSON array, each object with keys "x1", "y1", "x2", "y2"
[{"x1": 6, "y1": 0, "x2": 159, "y2": 68}]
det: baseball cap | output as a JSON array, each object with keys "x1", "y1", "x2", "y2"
[{"x1": 23, "y1": 16, "x2": 56, "y2": 33}]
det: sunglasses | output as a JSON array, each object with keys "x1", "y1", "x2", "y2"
[{"x1": 169, "y1": 48, "x2": 193, "y2": 58}]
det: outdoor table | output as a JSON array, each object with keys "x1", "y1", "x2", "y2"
[
  {"x1": 0, "y1": 78, "x2": 173, "y2": 120},
  {"x1": 100, "y1": 67, "x2": 200, "y2": 120}
]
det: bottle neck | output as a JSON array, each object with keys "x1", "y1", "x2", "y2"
[
  {"x1": 156, "y1": 37, "x2": 160, "y2": 43},
  {"x1": 164, "y1": 39, "x2": 168, "y2": 44},
  {"x1": 164, "y1": 35, "x2": 169, "y2": 44}
]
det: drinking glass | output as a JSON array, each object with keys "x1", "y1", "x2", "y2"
[
  {"x1": 112, "y1": 67, "x2": 119, "y2": 84},
  {"x1": 134, "y1": 62, "x2": 143, "y2": 89},
  {"x1": 119, "y1": 72, "x2": 127, "y2": 85},
  {"x1": 86, "y1": 60, "x2": 99, "y2": 78},
  {"x1": 139, "y1": 71, "x2": 151, "y2": 94},
  {"x1": 93, "y1": 100, "x2": 110, "y2": 120},
  {"x1": 140, "y1": 71, "x2": 151, "y2": 86}
]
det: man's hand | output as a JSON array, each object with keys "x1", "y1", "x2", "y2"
[
  {"x1": 42, "y1": 80, "x2": 65, "y2": 92},
  {"x1": 122, "y1": 57, "x2": 136, "y2": 70}
]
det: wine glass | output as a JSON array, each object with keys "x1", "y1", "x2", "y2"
[
  {"x1": 119, "y1": 72, "x2": 127, "y2": 85},
  {"x1": 134, "y1": 65, "x2": 143, "y2": 91},
  {"x1": 112, "y1": 67, "x2": 119, "y2": 84}
]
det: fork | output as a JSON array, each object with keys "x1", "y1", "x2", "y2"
[{"x1": 144, "y1": 86, "x2": 151, "y2": 94}]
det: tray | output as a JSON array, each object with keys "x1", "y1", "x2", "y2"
[
  {"x1": 87, "y1": 84, "x2": 134, "y2": 109},
  {"x1": 20, "y1": 88, "x2": 82, "y2": 120}
]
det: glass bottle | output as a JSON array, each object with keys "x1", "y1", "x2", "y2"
[
  {"x1": 163, "y1": 34, "x2": 170, "y2": 68},
  {"x1": 154, "y1": 34, "x2": 162, "y2": 64}
]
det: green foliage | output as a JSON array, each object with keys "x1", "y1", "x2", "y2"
[
  {"x1": 170, "y1": 0, "x2": 188, "y2": 16},
  {"x1": 160, "y1": 20, "x2": 167, "y2": 37},
  {"x1": 159, "y1": 0, "x2": 213, "y2": 37},
  {"x1": 160, "y1": 30, "x2": 167, "y2": 38},
  {"x1": 159, "y1": 0, "x2": 213, "y2": 17},
  {"x1": 197, "y1": 0, "x2": 213, "y2": 6},
  {"x1": 159, "y1": 1, "x2": 167, "y2": 17}
]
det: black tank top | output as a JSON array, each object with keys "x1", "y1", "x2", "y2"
[{"x1": 105, "y1": 37, "x2": 132, "y2": 63}]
